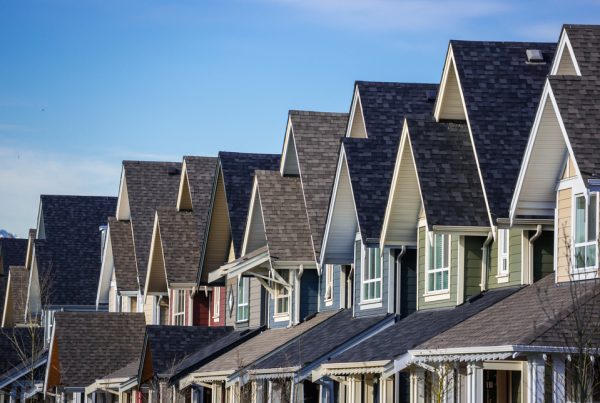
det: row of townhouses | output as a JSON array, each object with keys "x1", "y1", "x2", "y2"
[{"x1": 1, "y1": 23, "x2": 599, "y2": 403}]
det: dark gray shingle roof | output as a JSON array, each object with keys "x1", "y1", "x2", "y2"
[
  {"x1": 407, "y1": 119, "x2": 489, "y2": 228},
  {"x1": 255, "y1": 170, "x2": 314, "y2": 262},
  {"x1": 5, "y1": 266, "x2": 28, "y2": 325},
  {"x1": 345, "y1": 82, "x2": 437, "y2": 242},
  {"x1": 0, "y1": 238, "x2": 27, "y2": 315},
  {"x1": 218, "y1": 152, "x2": 280, "y2": 259},
  {"x1": 108, "y1": 218, "x2": 138, "y2": 292},
  {"x1": 287, "y1": 111, "x2": 347, "y2": 260},
  {"x1": 52, "y1": 312, "x2": 146, "y2": 388},
  {"x1": 0, "y1": 327, "x2": 43, "y2": 375},
  {"x1": 330, "y1": 286, "x2": 519, "y2": 363},
  {"x1": 123, "y1": 161, "x2": 182, "y2": 287},
  {"x1": 36, "y1": 195, "x2": 117, "y2": 306},
  {"x1": 563, "y1": 24, "x2": 600, "y2": 76},
  {"x1": 450, "y1": 40, "x2": 555, "y2": 221}
]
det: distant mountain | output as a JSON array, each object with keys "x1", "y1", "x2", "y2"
[{"x1": 0, "y1": 229, "x2": 15, "y2": 238}]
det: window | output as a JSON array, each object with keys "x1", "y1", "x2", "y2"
[
  {"x1": 362, "y1": 247, "x2": 382, "y2": 302},
  {"x1": 172, "y1": 289, "x2": 186, "y2": 326},
  {"x1": 574, "y1": 193, "x2": 598, "y2": 271},
  {"x1": 498, "y1": 229, "x2": 510, "y2": 276},
  {"x1": 237, "y1": 277, "x2": 249, "y2": 322},
  {"x1": 274, "y1": 271, "x2": 290, "y2": 315},
  {"x1": 324, "y1": 264, "x2": 334, "y2": 302},
  {"x1": 213, "y1": 287, "x2": 221, "y2": 321},
  {"x1": 427, "y1": 233, "x2": 450, "y2": 293}
]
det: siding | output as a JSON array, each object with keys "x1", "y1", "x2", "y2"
[
  {"x1": 193, "y1": 291, "x2": 210, "y2": 326},
  {"x1": 556, "y1": 187, "x2": 572, "y2": 282},
  {"x1": 417, "y1": 228, "x2": 458, "y2": 310},
  {"x1": 556, "y1": 46, "x2": 578, "y2": 75},
  {"x1": 399, "y1": 249, "x2": 417, "y2": 317},
  {"x1": 225, "y1": 277, "x2": 237, "y2": 327},
  {"x1": 144, "y1": 295, "x2": 154, "y2": 324},
  {"x1": 533, "y1": 230, "x2": 554, "y2": 281},
  {"x1": 300, "y1": 270, "x2": 319, "y2": 319},
  {"x1": 354, "y1": 245, "x2": 390, "y2": 318},
  {"x1": 203, "y1": 172, "x2": 231, "y2": 279},
  {"x1": 319, "y1": 264, "x2": 341, "y2": 312},
  {"x1": 437, "y1": 58, "x2": 466, "y2": 120},
  {"x1": 249, "y1": 278, "x2": 263, "y2": 328},
  {"x1": 464, "y1": 236, "x2": 484, "y2": 298},
  {"x1": 349, "y1": 95, "x2": 367, "y2": 138},
  {"x1": 488, "y1": 230, "x2": 522, "y2": 289}
]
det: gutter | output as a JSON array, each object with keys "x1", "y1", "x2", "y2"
[
  {"x1": 395, "y1": 246, "x2": 406, "y2": 316},
  {"x1": 480, "y1": 231, "x2": 494, "y2": 291},
  {"x1": 294, "y1": 265, "x2": 304, "y2": 326}
]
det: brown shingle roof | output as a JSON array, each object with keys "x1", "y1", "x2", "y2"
[
  {"x1": 108, "y1": 218, "x2": 138, "y2": 292},
  {"x1": 5, "y1": 266, "x2": 28, "y2": 325}
]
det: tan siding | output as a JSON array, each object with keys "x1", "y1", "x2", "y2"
[
  {"x1": 562, "y1": 156, "x2": 576, "y2": 179},
  {"x1": 144, "y1": 295, "x2": 154, "y2": 324},
  {"x1": 203, "y1": 172, "x2": 232, "y2": 277},
  {"x1": 249, "y1": 278, "x2": 262, "y2": 328},
  {"x1": 349, "y1": 95, "x2": 367, "y2": 138},
  {"x1": 437, "y1": 59, "x2": 466, "y2": 120},
  {"x1": 147, "y1": 223, "x2": 167, "y2": 293},
  {"x1": 557, "y1": 187, "x2": 572, "y2": 282},
  {"x1": 245, "y1": 188, "x2": 267, "y2": 253},
  {"x1": 178, "y1": 169, "x2": 193, "y2": 210},
  {"x1": 556, "y1": 46, "x2": 578, "y2": 75},
  {"x1": 108, "y1": 271, "x2": 117, "y2": 312}
]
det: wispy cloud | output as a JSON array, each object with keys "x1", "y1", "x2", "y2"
[
  {"x1": 255, "y1": 0, "x2": 511, "y2": 32},
  {"x1": 0, "y1": 146, "x2": 120, "y2": 237}
]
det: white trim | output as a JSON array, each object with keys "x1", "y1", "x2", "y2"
[
  {"x1": 424, "y1": 292, "x2": 450, "y2": 302},
  {"x1": 456, "y1": 235, "x2": 465, "y2": 305},
  {"x1": 213, "y1": 287, "x2": 221, "y2": 321},
  {"x1": 345, "y1": 86, "x2": 368, "y2": 138},
  {"x1": 324, "y1": 264, "x2": 334, "y2": 305},
  {"x1": 360, "y1": 245, "x2": 383, "y2": 304},
  {"x1": 498, "y1": 228, "x2": 510, "y2": 277},
  {"x1": 550, "y1": 29, "x2": 582, "y2": 76},
  {"x1": 424, "y1": 232, "x2": 451, "y2": 295},
  {"x1": 236, "y1": 277, "x2": 250, "y2": 322},
  {"x1": 172, "y1": 289, "x2": 186, "y2": 326},
  {"x1": 571, "y1": 192, "x2": 598, "y2": 273}
]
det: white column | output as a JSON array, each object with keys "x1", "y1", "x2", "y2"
[
  {"x1": 552, "y1": 355, "x2": 566, "y2": 403},
  {"x1": 409, "y1": 368, "x2": 425, "y2": 403},
  {"x1": 527, "y1": 355, "x2": 545, "y2": 403},
  {"x1": 466, "y1": 362, "x2": 483, "y2": 403}
]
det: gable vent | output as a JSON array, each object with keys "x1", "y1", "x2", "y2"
[
  {"x1": 167, "y1": 166, "x2": 180, "y2": 175},
  {"x1": 526, "y1": 49, "x2": 545, "y2": 63},
  {"x1": 425, "y1": 89, "x2": 437, "y2": 102}
]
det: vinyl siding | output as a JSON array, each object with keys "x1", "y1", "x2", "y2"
[
  {"x1": 300, "y1": 270, "x2": 319, "y2": 319},
  {"x1": 202, "y1": 172, "x2": 231, "y2": 280},
  {"x1": 556, "y1": 187, "x2": 572, "y2": 282},
  {"x1": 417, "y1": 227, "x2": 458, "y2": 310},
  {"x1": 556, "y1": 46, "x2": 578, "y2": 75},
  {"x1": 464, "y1": 236, "x2": 484, "y2": 298},
  {"x1": 319, "y1": 264, "x2": 341, "y2": 312},
  {"x1": 399, "y1": 248, "x2": 417, "y2": 317},
  {"x1": 225, "y1": 277, "x2": 237, "y2": 327},
  {"x1": 488, "y1": 230, "x2": 522, "y2": 289},
  {"x1": 225, "y1": 276, "x2": 264, "y2": 328},
  {"x1": 437, "y1": 58, "x2": 466, "y2": 120}
]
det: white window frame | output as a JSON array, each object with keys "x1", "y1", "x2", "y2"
[
  {"x1": 361, "y1": 246, "x2": 382, "y2": 303},
  {"x1": 213, "y1": 287, "x2": 221, "y2": 321},
  {"x1": 172, "y1": 289, "x2": 186, "y2": 326},
  {"x1": 573, "y1": 193, "x2": 598, "y2": 273},
  {"x1": 274, "y1": 270, "x2": 290, "y2": 317},
  {"x1": 426, "y1": 233, "x2": 450, "y2": 294},
  {"x1": 324, "y1": 264, "x2": 334, "y2": 305},
  {"x1": 237, "y1": 277, "x2": 249, "y2": 322},
  {"x1": 498, "y1": 229, "x2": 510, "y2": 277}
]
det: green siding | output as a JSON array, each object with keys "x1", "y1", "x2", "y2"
[
  {"x1": 417, "y1": 228, "x2": 458, "y2": 310},
  {"x1": 464, "y1": 236, "x2": 485, "y2": 299},
  {"x1": 488, "y1": 229, "x2": 522, "y2": 289},
  {"x1": 533, "y1": 230, "x2": 554, "y2": 281}
]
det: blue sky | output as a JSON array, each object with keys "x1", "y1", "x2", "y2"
[{"x1": 1, "y1": 0, "x2": 599, "y2": 236}]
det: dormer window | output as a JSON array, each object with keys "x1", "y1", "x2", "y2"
[
  {"x1": 172, "y1": 289, "x2": 186, "y2": 326},
  {"x1": 362, "y1": 247, "x2": 382, "y2": 302},
  {"x1": 427, "y1": 233, "x2": 450, "y2": 293},
  {"x1": 324, "y1": 264, "x2": 334, "y2": 303},
  {"x1": 237, "y1": 277, "x2": 250, "y2": 322},
  {"x1": 574, "y1": 194, "x2": 597, "y2": 271},
  {"x1": 274, "y1": 271, "x2": 290, "y2": 316}
]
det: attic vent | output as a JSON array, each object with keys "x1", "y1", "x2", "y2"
[
  {"x1": 526, "y1": 49, "x2": 545, "y2": 63},
  {"x1": 167, "y1": 167, "x2": 180, "y2": 176},
  {"x1": 425, "y1": 89, "x2": 437, "y2": 102}
]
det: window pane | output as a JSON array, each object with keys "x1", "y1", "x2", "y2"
[
  {"x1": 363, "y1": 283, "x2": 369, "y2": 299},
  {"x1": 502, "y1": 230, "x2": 509, "y2": 254},
  {"x1": 374, "y1": 281, "x2": 380, "y2": 299},
  {"x1": 428, "y1": 273, "x2": 434, "y2": 292},
  {"x1": 435, "y1": 272, "x2": 442, "y2": 290},
  {"x1": 435, "y1": 235, "x2": 443, "y2": 269},
  {"x1": 589, "y1": 194, "x2": 597, "y2": 242},
  {"x1": 442, "y1": 270, "x2": 449, "y2": 290},
  {"x1": 575, "y1": 246, "x2": 586, "y2": 269},
  {"x1": 576, "y1": 196, "x2": 586, "y2": 243},
  {"x1": 375, "y1": 248, "x2": 381, "y2": 277},
  {"x1": 443, "y1": 235, "x2": 450, "y2": 268},
  {"x1": 587, "y1": 244, "x2": 597, "y2": 268}
]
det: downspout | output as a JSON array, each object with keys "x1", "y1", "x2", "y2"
[
  {"x1": 294, "y1": 265, "x2": 304, "y2": 325},
  {"x1": 347, "y1": 265, "x2": 354, "y2": 310},
  {"x1": 528, "y1": 225, "x2": 543, "y2": 284},
  {"x1": 395, "y1": 246, "x2": 406, "y2": 316},
  {"x1": 480, "y1": 232, "x2": 494, "y2": 292}
]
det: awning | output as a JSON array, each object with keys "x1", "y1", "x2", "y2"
[
  {"x1": 411, "y1": 352, "x2": 513, "y2": 363},
  {"x1": 314, "y1": 361, "x2": 389, "y2": 378}
]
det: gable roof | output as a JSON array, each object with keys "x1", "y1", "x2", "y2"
[
  {"x1": 450, "y1": 40, "x2": 555, "y2": 220},
  {"x1": 218, "y1": 152, "x2": 280, "y2": 259},
  {"x1": 107, "y1": 218, "x2": 138, "y2": 292},
  {"x1": 142, "y1": 325, "x2": 232, "y2": 379},
  {"x1": 253, "y1": 170, "x2": 314, "y2": 262},
  {"x1": 327, "y1": 286, "x2": 519, "y2": 365},
  {"x1": 562, "y1": 24, "x2": 600, "y2": 76},
  {"x1": 48, "y1": 312, "x2": 145, "y2": 389},
  {"x1": 248, "y1": 309, "x2": 387, "y2": 373},
  {"x1": 344, "y1": 82, "x2": 438, "y2": 241},
  {"x1": 36, "y1": 195, "x2": 117, "y2": 306},
  {"x1": 286, "y1": 111, "x2": 347, "y2": 259},
  {"x1": 407, "y1": 119, "x2": 489, "y2": 228},
  {"x1": 549, "y1": 76, "x2": 600, "y2": 183},
  {"x1": 154, "y1": 209, "x2": 200, "y2": 285},
  {"x1": 0, "y1": 238, "x2": 27, "y2": 315},
  {"x1": 123, "y1": 161, "x2": 182, "y2": 287},
  {"x1": 2, "y1": 266, "x2": 28, "y2": 326}
]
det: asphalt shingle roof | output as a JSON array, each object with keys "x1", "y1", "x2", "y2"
[
  {"x1": 345, "y1": 82, "x2": 437, "y2": 242},
  {"x1": 255, "y1": 170, "x2": 314, "y2": 262},
  {"x1": 0, "y1": 327, "x2": 42, "y2": 376},
  {"x1": 450, "y1": 40, "x2": 555, "y2": 221},
  {"x1": 145, "y1": 325, "x2": 232, "y2": 378},
  {"x1": 123, "y1": 161, "x2": 182, "y2": 288},
  {"x1": 0, "y1": 238, "x2": 27, "y2": 315},
  {"x1": 407, "y1": 119, "x2": 489, "y2": 228},
  {"x1": 251, "y1": 310, "x2": 387, "y2": 371},
  {"x1": 416, "y1": 274, "x2": 593, "y2": 350},
  {"x1": 218, "y1": 152, "x2": 280, "y2": 259},
  {"x1": 36, "y1": 195, "x2": 117, "y2": 306},
  {"x1": 155, "y1": 209, "x2": 201, "y2": 285},
  {"x1": 52, "y1": 312, "x2": 145, "y2": 388},
  {"x1": 5, "y1": 266, "x2": 28, "y2": 325},
  {"x1": 563, "y1": 24, "x2": 600, "y2": 76},
  {"x1": 549, "y1": 76, "x2": 600, "y2": 182},
  {"x1": 287, "y1": 111, "x2": 347, "y2": 260},
  {"x1": 329, "y1": 286, "x2": 519, "y2": 364},
  {"x1": 108, "y1": 218, "x2": 138, "y2": 292}
]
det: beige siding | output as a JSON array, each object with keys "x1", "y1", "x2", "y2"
[
  {"x1": 556, "y1": 45, "x2": 578, "y2": 75},
  {"x1": 349, "y1": 95, "x2": 367, "y2": 138},
  {"x1": 437, "y1": 58, "x2": 466, "y2": 120},
  {"x1": 225, "y1": 277, "x2": 237, "y2": 327},
  {"x1": 147, "y1": 223, "x2": 167, "y2": 293},
  {"x1": 562, "y1": 156, "x2": 576, "y2": 179},
  {"x1": 245, "y1": 187, "x2": 267, "y2": 254},
  {"x1": 178, "y1": 169, "x2": 193, "y2": 210},
  {"x1": 249, "y1": 278, "x2": 262, "y2": 328},
  {"x1": 557, "y1": 187, "x2": 572, "y2": 282},
  {"x1": 144, "y1": 295, "x2": 155, "y2": 324},
  {"x1": 203, "y1": 172, "x2": 232, "y2": 277}
]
